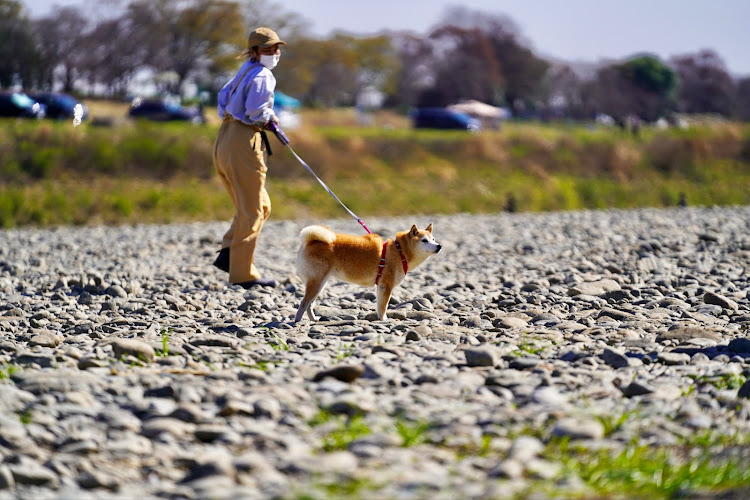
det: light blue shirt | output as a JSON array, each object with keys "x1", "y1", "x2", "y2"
[{"x1": 217, "y1": 60, "x2": 276, "y2": 127}]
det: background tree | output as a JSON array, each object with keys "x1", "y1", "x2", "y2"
[
  {"x1": 8, "y1": 0, "x2": 749, "y2": 123},
  {"x1": 594, "y1": 54, "x2": 677, "y2": 123},
  {"x1": 79, "y1": 16, "x2": 144, "y2": 95},
  {"x1": 424, "y1": 25, "x2": 503, "y2": 107},
  {"x1": 543, "y1": 64, "x2": 587, "y2": 119},
  {"x1": 407, "y1": 7, "x2": 550, "y2": 113},
  {"x1": 0, "y1": 0, "x2": 38, "y2": 88},
  {"x1": 388, "y1": 33, "x2": 434, "y2": 109},
  {"x1": 32, "y1": 6, "x2": 90, "y2": 91},
  {"x1": 671, "y1": 50, "x2": 735, "y2": 117},
  {"x1": 736, "y1": 77, "x2": 750, "y2": 122},
  {"x1": 121, "y1": 0, "x2": 244, "y2": 95},
  {"x1": 299, "y1": 37, "x2": 358, "y2": 106},
  {"x1": 272, "y1": 33, "x2": 399, "y2": 107},
  {"x1": 238, "y1": 0, "x2": 309, "y2": 40},
  {"x1": 620, "y1": 54, "x2": 678, "y2": 121},
  {"x1": 345, "y1": 34, "x2": 401, "y2": 100}
]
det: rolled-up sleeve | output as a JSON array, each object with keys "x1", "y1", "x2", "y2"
[{"x1": 244, "y1": 72, "x2": 276, "y2": 127}]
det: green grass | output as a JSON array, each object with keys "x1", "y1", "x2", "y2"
[
  {"x1": 299, "y1": 407, "x2": 750, "y2": 499},
  {"x1": 545, "y1": 434, "x2": 750, "y2": 498},
  {"x1": 309, "y1": 410, "x2": 372, "y2": 452},
  {"x1": 0, "y1": 362, "x2": 18, "y2": 380},
  {"x1": 394, "y1": 418, "x2": 432, "y2": 447},
  {"x1": 155, "y1": 328, "x2": 173, "y2": 357},
  {"x1": 1, "y1": 116, "x2": 750, "y2": 227},
  {"x1": 18, "y1": 409, "x2": 32, "y2": 425},
  {"x1": 690, "y1": 372, "x2": 748, "y2": 391}
]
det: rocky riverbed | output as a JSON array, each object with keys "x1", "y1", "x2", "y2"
[{"x1": 1, "y1": 206, "x2": 750, "y2": 499}]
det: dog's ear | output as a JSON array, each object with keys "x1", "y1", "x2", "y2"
[
  {"x1": 425, "y1": 223, "x2": 433, "y2": 233},
  {"x1": 410, "y1": 224, "x2": 418, "y2": 236}
]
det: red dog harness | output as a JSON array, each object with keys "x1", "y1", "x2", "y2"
[{"x1": 375, "y1": 240, "x2": 408, "y2": 286}]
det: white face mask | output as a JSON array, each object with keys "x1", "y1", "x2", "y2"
[{"x1": 260, "y1": 53, "x2": 280, "y2": 70}]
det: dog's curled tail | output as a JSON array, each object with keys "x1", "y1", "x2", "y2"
[{"x1": 299, "y1": 225, "x2": 336, "y2": 246}]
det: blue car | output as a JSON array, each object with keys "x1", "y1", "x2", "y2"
[
  {"x1": 0, "y1": 92, "x2": 46, "y2": 119},
  {"x1": 30, "y1": 93, "x2": 89, "y2": 121},
  {"x1": 128, "y1": 98, "x2": 205, "y2": 124},
  {"x1": 412, "y1": 107, "x2": 481, "y2": 131}
]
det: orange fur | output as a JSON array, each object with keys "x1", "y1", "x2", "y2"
[{"x1": 295, "y1": 224, "x2": 441, "y2": 321}]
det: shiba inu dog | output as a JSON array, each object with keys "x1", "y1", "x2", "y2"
[{"x1": 295, "y1": 224, "x2": 441, "y2": 322}]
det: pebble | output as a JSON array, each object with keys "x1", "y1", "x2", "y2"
[{"x1": 0, "y1": 206, "x2": 749, "y2": 498}]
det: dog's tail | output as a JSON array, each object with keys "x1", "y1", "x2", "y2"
[{"x1": 299, "y1": 225, "x2": 336, "y2": 246}]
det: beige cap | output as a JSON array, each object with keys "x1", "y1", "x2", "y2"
[{"x1": 244, "y1": 27, "x2": 286, "y2": 55}]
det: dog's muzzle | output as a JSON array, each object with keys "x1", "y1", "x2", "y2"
[{"x1": 435, "y1": 244, "x2": 442, "y2": 253}]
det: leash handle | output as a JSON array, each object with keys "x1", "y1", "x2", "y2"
[{"x1": 268, "y1": 121, "x2": 290, "y2": 146}]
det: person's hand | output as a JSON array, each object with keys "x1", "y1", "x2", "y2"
[{"x1": 264, "y1": 115, "x2": 280, "y2": 129}]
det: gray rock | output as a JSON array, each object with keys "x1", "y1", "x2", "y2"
[
  {"x1": 656, "y1": 327, "x2": 722, "y2": 342},
  {"x1": 621, "y1": 380, "x2": 656, "y2": 397},
  {"x1": 568, "y1": 279, "x2": 621, "y2": 297},
  {"x1": 657, "y1": 351, "x2": 691, "y2": 365},
  {"x1": 78, "y1": 470, "x2": 120, "y2": 490},
  {"x1": 728, "y1": 338, "x2": 750, "y2": 354},
  {"x1": 0, "y1": 465, "x2": 15, "y2": 490},
  {"x1": 489, "y1": 459, "x2": 524, "y2": 479},
  {"x1": 4, "y1": 206, "x2": 750, "y2": 499},
  {"x1": 508, "y1": 436, "x2": 544, "y2": 462},
  {"x1": 105, "y1": 284, "x2": 128, "y2": 298},
  {"x1": 733, "y1": 378, "x2": 750, "y2": 400},
  {"x1": 28, "y1": 332, "x2": 63, "y2": 348},
  {"x1": 703, "y1": 291, "x2": 739, "y2": 311},
  {"x1": 110, "y1": 338, "x2": 155, "y2": 362},
  {"x1": 464, "y1": 346, "x2": 498, "y2": 367},
  {"x1": 551, "y1": 418, "x2": 605, "y2": 440},
  {"x1": 600, "y1": 347, "x2": 630, "y2": 369},
  {"x1": 493, "y1": 316, "x2": 529, "y2": 329},
  {"x1": 313, "y1": 364, "x2": 365, "y2": 383},
  {"x1": 8, "y1": 461, "x2": 59, "y2": 488}
]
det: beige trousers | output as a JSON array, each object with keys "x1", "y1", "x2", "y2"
[{"x1": 213, "y1": 118, "x2": 272, "y2": 283}]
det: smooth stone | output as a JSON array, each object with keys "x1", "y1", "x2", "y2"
[
  {"x1": 464, "y1": 346, "x2": 498, "y2": 367},
  {"x1": 703, "y1": 291, "x2": 738, "y2": 311},
  {"x1": 313, "y1": 364, "x2": 365, "y2": 383},
  {"x1": 621, "y1": 380, "x2": 655, "y2": 397},
  {"x1": 656, "y1": 327, "x2": 722, "y2": 342},
  {"x1": 657, "y1": 351, "x2": 691, "y2": 365},
  {"x1": 728, "y1": 338, "x2": 750, "y2": 354},
  {"x1": 738, "y1": 379, "x2": 750, "y2": 399},
  {"x1": 600, "y1": 347, "x2": 630, "y2": 369},
  {"x1": 551, "y1": 418, "x2": 604, "y2": 440},
  {"x1": 110, "y1": 338, "x2": 155, "y2": 362},
  {"x1": 568, "y1": 279, "x2": 621, "y2": 297}
]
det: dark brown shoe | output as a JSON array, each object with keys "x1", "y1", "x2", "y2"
[
  {"x1": 213, "y1": 248, "x2": 230, "y2": 273},
  {"x1": 236, "y1": 278, "x2": 277, "y2": 288}
]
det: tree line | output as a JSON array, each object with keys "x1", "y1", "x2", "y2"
[{"x1": 2, "y1": 0, "x2": 750, "y2": 123}]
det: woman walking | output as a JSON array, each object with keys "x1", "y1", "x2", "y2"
[{"x1": 212, "y1": 27, "x2": 285, "y2": 288}]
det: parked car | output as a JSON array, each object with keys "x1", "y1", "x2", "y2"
[
  {"x1": 30, "y1": 92, "x2": 88, "y2": 121},
  {"x1": 412, "y1": 107, "x2": 481, "y2": 131},
  {"x1": 0, "y1": 92, "x2": 46, "y2": 119},
  {"x1": 128, "y1": 97, "x2": 205, "y2": 124}
]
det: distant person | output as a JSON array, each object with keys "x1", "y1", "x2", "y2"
[
  {"x1": 211, "y1": 27, "x2": 286, "y2": 288},
  {"x1": 504, "y1": 194, "x2": 517, "y2": 213},
  {"x1": 678, "y1": 192, "x2": 688, "y2": 207}
]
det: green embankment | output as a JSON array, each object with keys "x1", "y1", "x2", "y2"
[{"x1": 1, "y1": 118, "x2": 749, "y2": 227}]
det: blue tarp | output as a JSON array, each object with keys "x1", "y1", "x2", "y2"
[{"x1": 275, "y1": 91, "x2": 301, "y2": 109}]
